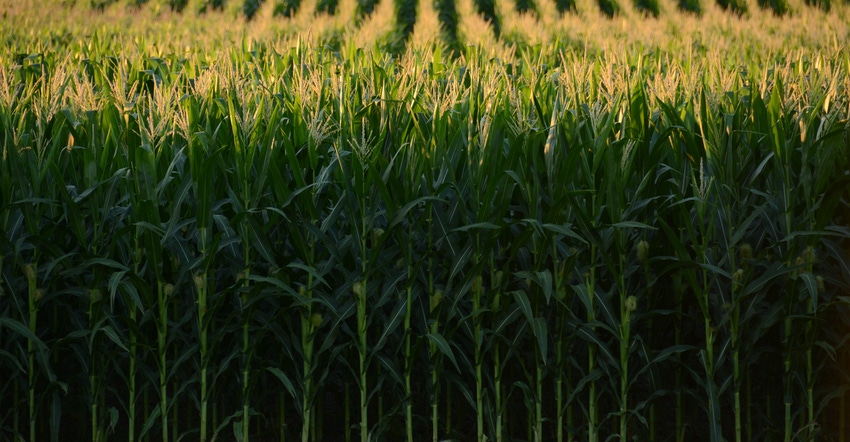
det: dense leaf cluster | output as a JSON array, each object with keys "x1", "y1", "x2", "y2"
[{"x1": 1, "y1": 42, "x2": 849, "y2": 442}]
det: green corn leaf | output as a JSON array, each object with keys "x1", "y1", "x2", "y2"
[
  {"x1": 50, "y1": 392, "x2": 61, "y2": 442},
  {"x1": 611, "y1": 221, "x2": 657, "y2": 230},
  {"x1": 426, "y1": 332, "x2": 459, "y2": 372},
  {"x1": 373, "y1": 298, "x2": 407, "y2": 352},
  {"x1": 0, "y1": 318, "x2": 48, "y2": 351},
  {"x1": 267, "y1": 367, "x2": 298, "y2": 399},
  {"x1": 100, "y1": 325, "x2": 129, "y2": 353},
  {"x1": 532, "y1": 317, "x2": 548, "y2": 363},
  {"x1": 138, "y1": 404, "x2": 161, "y2": 439},
  {"x1": 0, "y1": 349, "x2": 26, "y2": 374},
  {"x1": 542, "y1": 223, "x2": 587, "y2": 244},
  {"x1": 799, "y1": 273, "x2": 819, "y2": 311},
  {"x1": 511, "y1": 289, "x2": 534, "y2": 326},
  {"x1": 633, "y1": 344, "x2": 695, "y2": 379},
  {"x1": 576, "y1": 326, "x2": 616, "y2": 367}
]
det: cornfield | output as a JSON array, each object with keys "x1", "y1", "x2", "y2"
[{"x1": 1, "y1": 0, "x2": 850, "y2": 441}]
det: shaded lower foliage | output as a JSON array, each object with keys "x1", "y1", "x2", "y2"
[
  {"x1": 677, "y1": 0, "x2": 701, "y2": 14},
  {"x1": 168, "y1": 0, "x2": 188, "y2": 11},
  {"x1": 316, "y1": 0, "x2": 338, "y2": 14},
  {"x1": 474, "y1": 0, "x2": 500, "y2": 37},
  {"x1": 716, "y1": 0, "x2": 747, "y2": 14},
  {"x1": 90, "y1": 0, "x2": 118, "y2": 10},
  {"x1": 273, "y1": 0, "x2": 299, "y2": 17},
  {"x1": 634, "y1": 0, "x2": 659, "y2": 16},
  {"x1": 244, "y1": 0, "x2": 265, "y2": 19},
  {"x1": 434, "y1": 0, "x2": 461, "y2": 55},
  {"x1": 804, "y1": 0, "x2": 830, "y2": 10},
  {"x1": 555, "y1": 0, "x2": 577, "y2": 14},
  {"x1": 198, "y1": 0, "x2": 227, "y2": 12},
  {"x1": 356, "y1": 0, "x2": 381, "y2": 21},
  {"x1": 514, "y1": 0, "x2": 536, "y2": 14},
  {"x1": 389, "y1": 0, "x2": 417, "y2": 53},
  {"x1": 759, "y1": 0, "x2": 789, "y2": 15},
  {"x1": 596, "y1": 0, "x2": 621, "y2": 17}
]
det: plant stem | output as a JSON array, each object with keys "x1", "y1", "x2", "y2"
[
  {"x1": 587, "y1": 240, "x2": 598, "y2": 442},
  {"x1": 243, "y1": 306, "x2": 250, "y2": 442},
  {"x1": 357, "y1": 278, "x2": 368, "y2": 442},
  {"x1": 302, "y1": 270, "x2": 315, "y2": 442},
  {"x1": 358, "y1": 171, "x2": 369, "y2": 442},
  {"x1": 26, "y1": 262, "x2": 37, "y2": 442},
  {"x1": 200, "y1": 304, "x2": 208, "y2": 442},
  {"x1": 404, "y1": 233, "x2": 414, "y2": 442},
  {"x1": 172, "y1": 289, "x2": 180, "y2": 440},
  {"x1": 620, "y1": 300, "x2": 630, "y2": 441},
  {"x1": 619, "y1": 269, "x2": 630, "y2": 441},
  {"x1": 556, "y1": 368, "x2": 563, "y2": 442},
  {"x1": 783, "y1": 146, "x2": 793, "y2": 442},
  {"x1": 428, "y1": 209, "x2": 438, "y2": 442},
  {"x1": 734, "y1": 387, "x2": 741, "y2": 442},
  {"x1": 241, "y1": 204, "x2": 253, "y2": 442},
  {"x1": 90, "y1": 291, "x2": 100, "y2": 442},
  {"x1": 555, "y1": 251, "x2": 567, "y2": 442},
  {"x1": 784, "y1": 314, "x2": 792, "y2": 442},
  {"x1": 730, "y1": 261, "x2": 741, "y2": 442},
  {"x1": 473, "y1": 271, "x2": 483, "y2": 442},
  {"x1": 536, "y1": 364, "x2": 543, "y2": 442},
  {"x1": 431, "y1": 340, "x2": 438, "y2": 442},
  {"x1": 158, "y1": 281, "x2": 168, "y2": 442},
  {"x1": 675, "y1": 274, "x2": 683, "y2": 442},
  {"x1": 805, "y1": 259, "x2": 815, "y2": 442},
  {"x1": 705, "y1": 318, "x2": 715, "y2": 418},
  {"x1": 700, "y1": 241, "x2": 719, "y2": 441},
  {"x1": 198, "y1": 228, "x2": 210, "y2": 442},
  {"x1": 495, "y1": 342, "x2": 502, "y2": 442},
  {"x1": 129, "y1": 298, "x2": 137, "y2": 442}
]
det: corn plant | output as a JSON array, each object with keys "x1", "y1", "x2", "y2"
[{"x1": 2, "y1": 8, "x2": 850, "y2": 441}]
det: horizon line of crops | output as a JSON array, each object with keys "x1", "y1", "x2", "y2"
[
  {"x1": 1, "y1": 40, "x2": 850, "y2": 442},
  {"x1": 48, "y1": 0, "x2": 848, "y2": 54},
  {"x1": 7, "y1": 0, "x2": 850, "y2": 70},
  {"x1": 101, "y1": 0, "x2": 842, "y2": 17}
]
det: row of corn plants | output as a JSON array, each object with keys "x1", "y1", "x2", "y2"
[
  {"x1": 1, "y1": 39, "x2": 850, "y2": 441},
  {"x1": 12, "y1": 0, "x2": 850, "y2": 70},
  {"x1": 66, "y1": 0, "x2": 842, "y2": 43}
]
